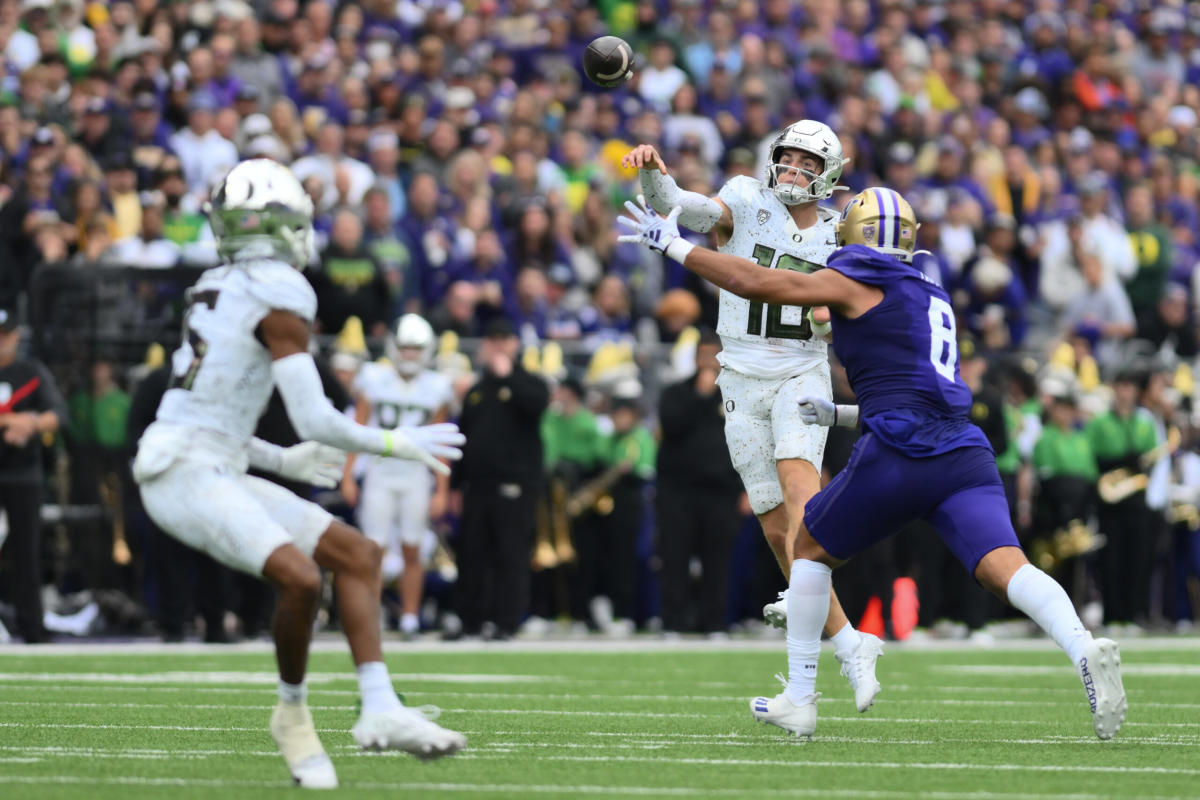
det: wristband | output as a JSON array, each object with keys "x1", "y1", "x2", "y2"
[
  {"x1": 664, "y1": 237, "x2": 695, "y2": 264},
  {"x1": 382, "y1": 429, "x2": 393, "y2": 457}
]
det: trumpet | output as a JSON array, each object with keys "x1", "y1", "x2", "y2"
[{"x1": 1029, "y1": 519, "x2": 1106, "y2": 572}]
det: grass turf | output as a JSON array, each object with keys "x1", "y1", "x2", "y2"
[{"x1": 0, "y1": 638, "x2": 1196, "y2": 799}]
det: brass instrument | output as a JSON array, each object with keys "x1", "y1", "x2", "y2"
[
  {"x1": 565, "y1": 461, "x2": 631, "y2": 518},
  {"x1": 533, "y1": 476, "x2": 577, "y2": 571},
  {"x1": 1029, "y1": 519, "x2": 1106, "y2": 572},
  {"x1": 1097, "y1": 426, "x2": 1181, "y2": 505},
  {"x1": 100, "y1": 470, "x2": 131, "y2": 566}
]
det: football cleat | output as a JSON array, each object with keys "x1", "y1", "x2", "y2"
[
  {"x1": 269, "y1": 702, "x2": 338, "y2": 790},
  {"x1": 352, "y1": 706, "x2": 466, "y2": 759},
  {"x1": 763, "y1": 590, "x2": 787, "y2": 629},
  {"x1": 1078, "y1": 637, "x2": 1126, "y2": 740},
  {"x1": 750, "y1": 678, "x2": 820, "y2": 739},
  {"x1": 836, "y1": 632, "x2": 884, "y2": 712}
]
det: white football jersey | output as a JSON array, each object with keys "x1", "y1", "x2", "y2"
[
  {"x1": 353, "y1": 362, "x2": 454, "y2": 477},
  {"x1": 714, "y1": 175, "x2": 839, "y2": 380},
  {"x1": 153, "y1": 259, "x2": 317, "y2": 459}
]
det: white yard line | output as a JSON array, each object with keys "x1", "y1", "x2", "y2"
[{"x1": 0, "y1": 774, "x2": 1183, "y2": 800}]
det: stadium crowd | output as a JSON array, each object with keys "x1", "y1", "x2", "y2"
[{"x1": 1, "y1": 0, "x2": 1200, "y2": 642}]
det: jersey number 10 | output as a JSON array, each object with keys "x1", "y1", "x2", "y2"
[{"x1": 744, "y1": 244, "x2": 820, "y2": 340}]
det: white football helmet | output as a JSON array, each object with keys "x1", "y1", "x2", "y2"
[
  {"x1": 386, "y1": 314, "x2": 435, "y2": 378},
  {"x1": 206, "y1": 158, "x2": 315, "y2": 268},
  {"x1": 766, "y1": 120, "x2": 849, "y2": 205}
]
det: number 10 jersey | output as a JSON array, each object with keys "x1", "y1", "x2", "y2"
[{"x1": 714, "y1": 175, "x2": 839, "y2": 380}]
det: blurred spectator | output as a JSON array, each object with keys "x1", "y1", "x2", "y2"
[
  {"x1": 361, "y1": 187, "x2": 419, "y2": 313},
  {"x1": 1138, "y1": 284, "x2": 1197, "y2": 361},
  {"x1": 169, "y1": 91, "x2": 238, "y2": 199},
  {"x1": 108, "y1": 192, "x2": 180, "y2": 269},
  {"x1": 309, "y1": 209, "x2": 391, "y2": 337},
  {"x1": 292, "y1": 121, "x2": 374, "y2": 212},
  {"x1": 0, "y1": 308, "x2": 67, "y2": 643},
  {"x1": 1060, "y1": 217, "x2": 1137, "y2": 369},
  {"x1": 1123, "y1": 182, "x2": 1172, "y2": 321},
  {"x1": 656, "y1": 329, "x2": 742, "y2": 635},
  {"x1": 451, "y1": 317, "x2": 549, "y2": 640}
]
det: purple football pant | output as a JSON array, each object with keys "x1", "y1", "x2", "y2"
[{"x1": 804, "y1": 432, "x2": 1019, "y2": 574}]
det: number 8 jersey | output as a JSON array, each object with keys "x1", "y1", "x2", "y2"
[
  {"x1": 825, "y1": 244, "x2": 991, "y2": 457},
  {"x1": 714, "y1": 175, "x2": 839, "y2": 379}
]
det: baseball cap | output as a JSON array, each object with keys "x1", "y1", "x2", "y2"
[
  {"x1": 444, "y1": 86, "x2": 475, "y2": 110},
  {"x1": 1078, "y1": 172, "x2": 1109, "y2": 197},
  {"x1": 0, "y1": 307, "x2": 19, "y2": 333},
  {"x1": 482, "y1": 316, "x2": 516, "y2": 339},
  {"x1": 1013, "y1": 87, "x2": 1048, "y2": 118},
  {"x1": 188, "y1": 91, "x2": 218, "y2": 113},
  {"x1": 84, "y1": 96, "x2": 110, "y2": 115},
  {"x1": 133, "y1": 91, "x2": 159, "y2": 111},
  {"x1": 31, "y1": 127, "x2": 54, "y2": 146},
  {"x1": 235, "y1": 83, "x2": 260, "y2": 102},
  {"x1": 367, "y1": 129, "x2": 399, "y2": 153},
  {"x1": 887, "y1": 141, "x2": 916, "y2": 165}
]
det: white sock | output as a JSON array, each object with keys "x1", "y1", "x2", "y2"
[
  {"x1": 830, "y1": 622, "x2": 862, "y2": 661},
  {"x1": 1006, "y1": 563, "x2": 1092, "y2": 665},
  {"x1": 400, "y1": 613, "x2": 420, "y2": 634},
  {"x1": 278, "y1": 679, "x2": 306, "y2": 705},
  {"x1": 786, "y1": 559, "x2": 832, "y2": 703},
  {"x1": 357, "y1": 661, "x2": 403, "y2": 714}
]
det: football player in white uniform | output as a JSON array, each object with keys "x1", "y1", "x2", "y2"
[
  {"x1": 622, "y1": 121, "x2": 882, "y2": 713},
  {"x1": 341, "y1": 313, "x2": 453, "y2": 639},
  {"x1": 132, "y1": 159, "x2": 467, "y2": 789}
]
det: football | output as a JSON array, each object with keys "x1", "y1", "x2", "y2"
[{"x1": 583, "y1": 35, "x2": 635, "y2": 88}]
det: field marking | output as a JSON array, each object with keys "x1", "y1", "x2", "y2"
[
  {"x1": 2, "y1": 635, "x2": 1198, "y2": 656},
  {"x1": 4, "y1": 694, "x2": 1200, "y2": 712},
  {"x1": 938, "y1": 664, "x2": 1200, "y2": 677},
  {"x1": 0, "y1": 775, "x2": 1187, "y2": 800},
  {"x1": 0, "y1": 670, "x2": 551, "y2": 684},
  {"x1": 453, "y1": 752, "x2": 1200, "y2": 776}
]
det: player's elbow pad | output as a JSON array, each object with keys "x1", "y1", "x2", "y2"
[
  {"x1": 271, "y1": 353, "x2": 388, "y2": 454},
  {"x1": 639, "y1": 169, "x2": 722, "y2": 233}
]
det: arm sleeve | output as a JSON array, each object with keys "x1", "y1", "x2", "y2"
[
  {"x1": 639, "y1": 169, "x2": 723, "y2": 233},
  {"x1": 271, "y1": 353, "x2": 390, "y2": 454}
]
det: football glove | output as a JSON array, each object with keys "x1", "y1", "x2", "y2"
[
  {"x1": 388, "y1": 422, "x2": 465, "y2": 476},
  {"x1": 797, "y1": 396, "x2": 837, "y2": 427},
  {"x1": 277, "y1": 441, "x2": 347, "y2": 488},
  {"x1": 617, "y1": 195, "x2": 682, "y2": 255}
]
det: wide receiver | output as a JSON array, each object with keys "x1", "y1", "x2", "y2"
[
  {"x1": 133, "y1": 159, "x2": 467, "y2": 789},
  {"x1": 617, "y1": 187, "x2": 1127, "y2": 741},
  {"x1": 342, "y1": 313, "x2": 454, "y2": 639},
  {"x1": 621, "y1": 121, "x2": 882, "y2": 713}
]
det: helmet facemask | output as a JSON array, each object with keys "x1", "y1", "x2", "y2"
[{"x1": 765, "y1": 120, "x2": 849, "y2": 206}]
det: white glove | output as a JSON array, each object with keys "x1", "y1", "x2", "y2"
[
  {"x1": 387, "y1": 422, "x2": 465, "y2": 476},
  {"x1": 617, "y1": 195, "x2": 683, "y2": 255},
  {"x1": 277, "y1": 441, "x2": 347, "y2": 488},
  {"x1": 798, "y1": 395, "x2": 837, "y2": 427}
]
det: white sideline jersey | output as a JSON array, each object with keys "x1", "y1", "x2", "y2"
[
  {"x1": 152, "y1": 259, "x2": 317, "y2": 460},
  {"x1": 715, "y1": 175, "x2": 839, "y2": 380},
  {"x1": 354, "y1": 362, "x2": 453, "y2": 478}
]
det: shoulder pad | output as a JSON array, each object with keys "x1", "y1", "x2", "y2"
[
  {"x1": 244, "y1": 261, "x2": 317, "y2": 322},
  {"x1": 717, "y1": 175, "x2": 766, "y2": 212}
]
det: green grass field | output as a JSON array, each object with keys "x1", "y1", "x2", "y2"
[{"x1": 0, "y1": 637, "x2": 1197, "y2": 799}]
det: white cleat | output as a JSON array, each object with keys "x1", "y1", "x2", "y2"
[
  {"x1": 836, "y1": 632, "x2": 884, "y2": 712},
  {"x1": 763, "y1": 591, "x2": 787, "y2": 629},
  {"x1": 1078, "y1": 637, "x2": 1127, "y2": 740},
  {"x1": 750, "y1": 681, "x2": 820, "y2": 739},
  {"x1": 352, "y1": 706, "x2": 467, "y2": 760},
  {"x1": 269, "y1": 703, "x2": 338, "y2": 790}
]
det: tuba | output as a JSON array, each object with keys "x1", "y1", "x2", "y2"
[{"x1": 1098, "y1": 426, "x2": 1181, "y2": 505}]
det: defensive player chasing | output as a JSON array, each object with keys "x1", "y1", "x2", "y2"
[
  {"x1": 621, "y1": 121, "x2": 882, "y2": 714},
  {"x1": 341, "y1": 313, "x2": 454, "y2": 639},
  {"x1": 617, "y1": 187, "x2": 1127, "y2": 741},
  {"x1": 133, "y1": 159, "x2": 467, "y2": 789}
]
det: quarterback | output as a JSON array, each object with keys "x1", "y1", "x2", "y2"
[
  {"x1": 622, "y1": 121, "x2": 881, "y2": 714},
  {"x1": 618, "y1": 186, "x2": 1127, "y2": 742},
  {"x1": 342, "y1": 313, "x2": 454, "y2": 639},
  {"x1": 133, "y1": 159, "x2": 466, "y2": 789}
]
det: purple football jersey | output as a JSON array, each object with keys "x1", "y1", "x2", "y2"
[{"x1": 826, "y1": 245, "x2": 991, "y2": 457}]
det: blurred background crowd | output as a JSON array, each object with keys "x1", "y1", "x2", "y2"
[{"x1": 1, "y1": 0, "x2": 1200, "y2": 643}]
